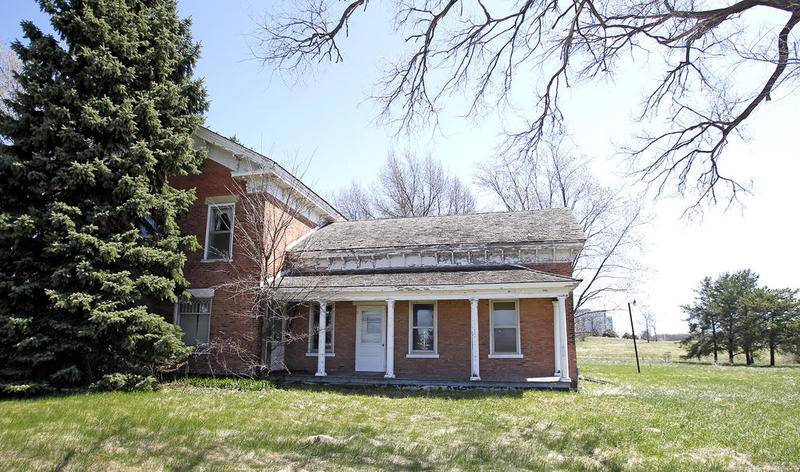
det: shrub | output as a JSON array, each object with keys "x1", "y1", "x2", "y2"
[{"x1": 90, "y1": 374, "x2": 159, "y2": 392}]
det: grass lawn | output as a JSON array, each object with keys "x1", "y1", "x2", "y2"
[{"x1": 2, "y1": 338, "x2": 799, "y2": 471}]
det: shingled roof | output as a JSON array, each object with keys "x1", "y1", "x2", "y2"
[
  {"x1": 280, "y1": 267, "x2": 578, "y2": 289},
  {"x1": 293, "y1": 208, "x2": 586, "y2": 252}
]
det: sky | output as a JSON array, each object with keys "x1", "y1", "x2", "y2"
[{"x1": 2, "y1": 1, "x2": 798, "y2": 335}]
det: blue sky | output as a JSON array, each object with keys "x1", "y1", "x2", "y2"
[{"x1": 3, "y1": 1, "x2": 798, "y2": 334}]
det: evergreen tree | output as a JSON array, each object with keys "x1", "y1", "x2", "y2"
[
  {"x1": 681, "y1": 277, "x2": 721, "y2": 363},
  {"x1": 714, "y1": 270, "x2": 760, "y2": 364},
  {"x1": 0, "y1": 0, "x2": 207, "y2": 391},
  {"x1": 744, "y1": 288, "x2": 800, "y2": 366}
]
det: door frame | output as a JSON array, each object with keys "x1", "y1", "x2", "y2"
[{"x1": 355, "y1": 303, "x2": 387, "y2": 372}]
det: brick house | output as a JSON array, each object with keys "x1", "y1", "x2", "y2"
[{"x1": 171, "y1": 127, "x2": 585, "y2": 389}]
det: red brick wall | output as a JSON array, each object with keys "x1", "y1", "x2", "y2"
[
  {"x1": 284, "y1": 296, "x2": 578, "y2": 382},
  {"x1": 526, "y1": 262, "x2": 574, "y2": 278},
  {"x1": 283, "y1": 302, "x2": 358, "y2": 374},
  {"x1": 169, "y1": 158, "x2": 316, "y2": 373}
]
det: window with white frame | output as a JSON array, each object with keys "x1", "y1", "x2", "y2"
[
  {"x1": 307, "y1": 304, "x2": 334, "y2": 354},
  {"x1": 204, "y1": 204, "x2": 234, "y2": 260},
  {"x1": 490, "y1": 301, "x2": 520, "y2": 355},
  {"x1": 409, "y1": 302, "x2": 437, "y2": 354},
  {"x1": 178, "y1": 297, "x2": 212, "y2": 347}
]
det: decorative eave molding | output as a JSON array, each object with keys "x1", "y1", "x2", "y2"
[
  {"x1": 193, "y1": 126, "x2": 346, "y2": 224},
  {"x1": 290, "y1": 241, "x2": 583, "y2": 272},
  {"x1": 278, "y1": 280, "x2": 577, "y2": 302}
]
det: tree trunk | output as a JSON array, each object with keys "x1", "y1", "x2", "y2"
[
  {"x1": 727, "y1": 321, "x2": 735, "y2": 364},
  {"x1": 769, "y1": 313, "x2": 776, "y2": 367},
  {"x1": 710, "y1": 320, "x2": 719, "y2": 364},
  {"x1": 769, "y1": 334, "x2": 776, "y2": 367},
  {"x1": 744, "y1": 348, "x2": 753, "y2": 365},
  {"x1": 727, "y1": 344, "x2": 735, "y2": 364}
]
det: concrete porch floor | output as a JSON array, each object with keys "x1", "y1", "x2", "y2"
[{"x1": 271, "y1": 373, "x2": 573, "y2": 391}]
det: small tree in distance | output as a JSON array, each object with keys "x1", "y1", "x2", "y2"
[
  {"x1": 682, "y1": 271, "x2": 799, "y2": 365},
  {"x1": 0, "y1": 42, "x2": 20, "y2": 115},
  {"x1": 333, "y1": 151, "x2": 476, "y2": 219}
]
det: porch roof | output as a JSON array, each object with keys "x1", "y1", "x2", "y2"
[{"x1": 279, "y1": 267, "x2": 578, "y2": 290}]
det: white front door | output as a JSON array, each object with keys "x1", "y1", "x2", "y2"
[{"x1": 355, "y1": 305, "x2": 386, "y2": 372}]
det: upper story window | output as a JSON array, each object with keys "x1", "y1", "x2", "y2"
[
  {"x1": 204, "y1": 203, "x2": 234, "y2": 260},
  {"x1": 178, "y1": 297, "x2": 212, "y2": 347},
  {"x1": 408, "y1": 302, "x2": 437, "y2": 356},
  {"x1": 490, "y1": 300, "x2": 521, "y2": 357}
]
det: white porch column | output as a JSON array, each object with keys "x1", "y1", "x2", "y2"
[
  {"x1": 315, "y1": 300, "x2": 327, "y2": 377},
  {"x1": 557, "y1": 296, "x2": 571, "y2": 381},
  {"x1": 552, "y1": 300, "x2": 562, "y2": 377},
  {"x1": 469, "y1": 298, "x2": 481, "y2": 381},
  {"x1": 385, "y1": 299, "x2": 395, "y2": 378}
]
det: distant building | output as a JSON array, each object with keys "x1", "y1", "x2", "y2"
[{"x1": 575, "y1": 310, "x2": 614, "y2": 337}]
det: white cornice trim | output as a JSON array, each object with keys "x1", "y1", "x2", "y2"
[
  {"x1": 193, "y1": 126, "x2": 346, "y2": 223},
  {"x1": 277, "y1": 281, "x2": 576, "y2": 302}
]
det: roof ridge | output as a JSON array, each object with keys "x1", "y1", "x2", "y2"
[{"x1": 329, "y1": 207, "x2": 571, "y2": 225}]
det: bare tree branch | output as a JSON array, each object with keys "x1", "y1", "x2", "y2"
[
  {"x1": 476, "y1": 137, "x2": 647, "y2": 312},
  {"x1": 197, "y1": 159, "x2": 328, "y2": 377},
  {"x1": 254, "y1": 0, "x2": 800, "y2": 208},
  {"x1": 0, "y1": 42, "x2": 21, "y2": 116},
  {"x1": 333, "y1": 150, "x2": 476, "y2": 219}
]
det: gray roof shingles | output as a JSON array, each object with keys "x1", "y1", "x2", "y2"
[
  {"x1": 280, "y1": 267, "x2": 577, "y2": 289},
  {"x1": 293, "y1": 208, "x2": 586, "y2": 252}
]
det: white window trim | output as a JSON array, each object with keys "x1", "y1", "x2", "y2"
[
  {"x1": 407, "y1": 301, "x2": 439, "y2": 358},
  {"x1": 488, "y1": 299, "x2": 522, "y2": 358},
  {"x1": 175, "y1": 296, "x2": 213, "y2": 347},
  {"x1": 307, "y1": 303, "x2": 335, "y2": 356},
  {"x1": 202, "y1": 203, "x2": 235, "y2": 262}
]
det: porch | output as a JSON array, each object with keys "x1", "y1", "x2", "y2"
[{"x1": 277, "y1": 268, "x2": 579, "y2": 385}]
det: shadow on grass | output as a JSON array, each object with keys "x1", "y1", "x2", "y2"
[{"x1": 54, "y1": 448, "x2": 76, "y2": 472}]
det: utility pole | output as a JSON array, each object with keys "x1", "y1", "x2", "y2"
[{"x1": 628, "y1": 300, "x2": 641, "y2": 373}]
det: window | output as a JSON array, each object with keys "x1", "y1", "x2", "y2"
[
  {"x1": 307, "y1": 304, "x2": 334, "y2": 354},
  {"x1": 490, "y1": 300, "x2": 521, "y2": 356},
  {"x1": 178, "y1": 297, "x2": 212, "y2": 347},
  {"x1": 408, "y1": 302, "x2": 437, "y2": 356},
  {"x1": 204, "y1": 204, "x2": 234, "y2": 260}
]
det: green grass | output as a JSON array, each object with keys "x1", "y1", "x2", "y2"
[{"x1": 2, "y1": 338, "x2": 799, "y2": 471}]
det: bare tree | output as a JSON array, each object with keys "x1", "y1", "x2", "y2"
[
  {"x1": 199, "y1": 162, "x2": 327, "y2": 377},
  {"x1": 253, "y1": 0, "x2": 800, "y2": 207},
  {"x1": 333, "y1": 151, "x2": 476, "y2": 219},
  {"x1": 641, "y1": 310, "x2": 657, "y2": 342},
  {"x1": 0, "y1": 42, "x2": 21, "y2": 115},
  {"x1": 333, "y1": 179, "x2": 376, "y2": 220},
  {"x1": 475, "y1": 139, "x2": 646, "y2": 313}
]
